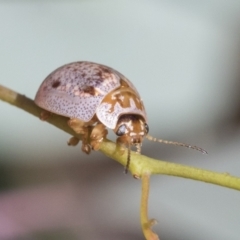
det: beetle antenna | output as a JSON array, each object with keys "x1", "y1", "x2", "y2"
[
  {"x1": 124, "y1": 144, "x2": 131, "y2": 174},
  {"x1": 146, "y1": 135, "x2": 208, "y2": 154}
]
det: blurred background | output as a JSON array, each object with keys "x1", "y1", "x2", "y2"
[{"x1": 1, "y1": 1, "x2": 240, "y2": 239}]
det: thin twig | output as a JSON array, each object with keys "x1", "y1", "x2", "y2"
[
  {"x1": 1, "y1": 84, "x2": 240, "y2": 191},
  {"x1": 141, "y1": 172, "x2": 159, "y2": 240}
]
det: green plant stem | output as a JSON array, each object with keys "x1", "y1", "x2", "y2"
[
  {"x1": 1, "y1": 84, "x2": 240, "y2": 191},
  {"x1": 141, "y1": 172, "x2": 159, "y2": 240},
  {"x1": 100, "y1": 141, "x2": 240, "y2": 190}
]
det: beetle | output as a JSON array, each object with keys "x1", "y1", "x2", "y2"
[{"x1": 35, "y1": 62, "x2": 207, "y2": 172}]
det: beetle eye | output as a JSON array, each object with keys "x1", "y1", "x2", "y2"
[
  {"x1": 145, "y1": 123, "x2": 149, "y2": 134},
  {"x1": 116, "y1": 125, "x2": 126, "y2": 136}
]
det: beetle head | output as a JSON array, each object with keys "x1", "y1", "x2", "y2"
[
  {"x1": 114, "y1": 114, "x2": 149, "y2": 172},
  {"x1": 114, "y1": 114, "x2": 149, "y2": 145}
]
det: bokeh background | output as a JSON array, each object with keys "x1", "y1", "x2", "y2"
[{"x1": 1, "y1": 1, "x2": 240, "y2": 239}]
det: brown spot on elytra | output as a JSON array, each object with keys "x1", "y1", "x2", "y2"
[
  {"x1": 52, "y1": 80, "x2": 61, "y2": 88},
  {"x1": 101, "y1": 67, "x2": 111, "y2": 74},
  {"x1": 95, "y1": 71, "x2": 103, "y2": 78},
  {"x1": 82, "y1": 86, "x2": 96, "y2": 95}
]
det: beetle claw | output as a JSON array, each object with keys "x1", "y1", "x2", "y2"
[
  {"x1": 39, "y1": 110, "x2": 51, "y2": 121},
  {"x1": 82, "y1": 143, "x2": 91, "y2": 154},
  {"x1": 67, "y1": 136, "x2": 80, "y2": 146}
]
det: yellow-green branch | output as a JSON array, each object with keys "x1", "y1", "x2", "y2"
[
  {"x1": 1, "y1": 84, "x2": 240, "y2": 191},
  {"x1": 140, "y1": 173, "x2": 159, "y2": 240}
]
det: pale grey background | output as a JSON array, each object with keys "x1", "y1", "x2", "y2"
[{"x1": 0, "y1": 1, "x2": 240, "y2": 239}]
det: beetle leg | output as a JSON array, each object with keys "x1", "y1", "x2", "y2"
[
  {"x1": 68, "y1": 118, "x2": 86, "y2": 134},
  {"x1": 116, "y1": 135, "x2": 129, "y2": 155},
  {"x1": 90, "y1": 123, "x2": 108, "y2": 150},
  {"x1": 68, "y1": 118, "x2": 91, "y2": 154},
  {"x1": 67, "y1": 136, "x2": 80, "y2": 146},
  {"x1": 81, "y1": 128, "x2": 92, "y2": 154},
  {"x1": 39, "y1": 110, "x2": 52, "y2": 121}
]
